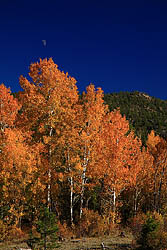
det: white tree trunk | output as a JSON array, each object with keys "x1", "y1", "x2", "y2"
[
  {"x1": 68, "y1": 150, "x2": 74, "y2": 226},
  {"x1": 113, "y1": 190, "x2": 116, "y2": 213},
  {"x1": 80, "y1": 144, "x2": 89, "y2": 219},
  {"x1": 47, "y1": 127, "x2": 53, "y2": 211},
  {"x1": 80, "y1": 165, "x2": 86, "y2": 219},
  {"x1": 70, "y1": 175, "x2": 74, "y2": 225},
  {"x1": 134, "y1": 189, "x2": 137, "y2": 216}
]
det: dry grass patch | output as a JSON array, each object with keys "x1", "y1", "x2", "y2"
[{"x1": 0, "y1": 229, "x2": 134, "y2": 250}]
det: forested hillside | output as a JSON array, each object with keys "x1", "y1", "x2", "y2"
[
  {"x1": 1, "y1": 58, "x2": 167, "y2": 249},
  {"x1": 104, "y1": 91, "x2": 167, "y2": 144}
]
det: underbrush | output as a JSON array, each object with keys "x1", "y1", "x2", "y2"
[
  {"x1": 0, "y1": 220, "x2": 27, "y2": 242},
  {"x1": 129, "y1": 212, "x2": 167, "y2": 250},
  {"x1": 74, "y1": 208, "x2": 118, "y2": 237},
  {"x1": 0, "y1": 209, "x2": 121, "y2": 242}
]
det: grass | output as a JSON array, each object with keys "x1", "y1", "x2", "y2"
[{"x1": 0, "y1": 231, "x2": 134, "y2": 250}]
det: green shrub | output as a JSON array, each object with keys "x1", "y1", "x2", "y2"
[{"x1": 136, "y1": 212, "x2": 167, "y2": 250}]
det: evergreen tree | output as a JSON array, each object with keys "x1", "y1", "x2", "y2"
[{"x1": 28, "y1": 207, "x2": 58, "y2": 250}]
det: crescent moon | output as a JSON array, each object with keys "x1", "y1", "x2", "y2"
[{"x1": 42, "y1": 40, "x2": 46, "y2": 46}]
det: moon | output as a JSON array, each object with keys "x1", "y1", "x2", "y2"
[{"x1": 42, "y1": 40, "x2": 46, "y2": 46}]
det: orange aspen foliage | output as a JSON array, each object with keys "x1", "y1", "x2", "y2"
[
  {"x1": 93, "y1": 109, "x2": 131, "y2": 191},
  {"x1": 18, "y1": 58, "x2": 79, "y2": 214},
  {"x1": 77, "y1": 84, "x2": 108, "y2": 218},
  {"x1": 147, "y1": 130, "x2": 161, "y2": 157},
  {"x1": 93, "y1": 109, "x2": 153, "y2": 216},
  {"x1": 0, "y1": 84, "x2": 21, "y2": 131},
  {"x1": 18, "y1": 58, "x2": 78, "y2": 134},
  {"x1": 18, "y1": 58, "x2": 79, "y2": 149},
  {"x1": 147, "y1": 130, "x2": 167, "y2": 211},
  {"x1": 0, "y1": 128, "x2": 44, "y2": 227}
]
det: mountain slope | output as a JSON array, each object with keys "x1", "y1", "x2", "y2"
[{"x1": 104, "y1": 91, "x2": 167, "y2": 144}]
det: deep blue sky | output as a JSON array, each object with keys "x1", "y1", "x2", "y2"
[{"x1": 1, "y1": 0, "x2": 167, "y2": 99}]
